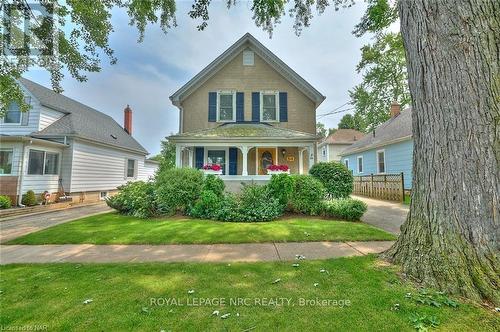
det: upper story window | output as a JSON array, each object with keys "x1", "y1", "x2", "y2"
[
  {"x1": 28, "y1": 149, "x2": 59, "y2": 175},
  {"x1": 217, "y1": 91, "x2": 236, "y2": 122},
  {"x1": 243, "y1": 50, "x2": 254, "y2": 66},
  {"x1": 126, "y1": 159, "x2": 137, "y2": 178},
  {"x1": 357, "y1": 156, "x2": 363, "y2": 173},
  {"x1": 0, "y1": 149, "x2": 13, "y2": 175},
  {"x1": 3, "y1": 103, "x2": 21, "y2": 124},
  {"x1": 377, "y1": 150, "x2": 386, "y2": 173},
  {"x1": 260, "y1": 92, "x2": 279, "y2": 122}
]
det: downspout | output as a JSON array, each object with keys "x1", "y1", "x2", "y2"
[{"x1": 17, "y1": 141, "x2": 27, "y2": 206}]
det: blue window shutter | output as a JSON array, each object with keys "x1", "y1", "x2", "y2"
[
  {"x1": 208, "y1": 92, "x2": 217, "y2": 122},
  {"x1": 236, "y1": 92, "x2": 244, "y2": 122},
  {"x1": 195, "y1": 147, "x2": 204, "y2": 169},
  {"x1": 252, "y1": 92, "x2": 260, "y2": 122},
  {"x1": 279, "y1": 92, "x2": 288, "y2": 122},
  {"x1": 229, "y1": 147, "x2": 238, "y2": 175}
]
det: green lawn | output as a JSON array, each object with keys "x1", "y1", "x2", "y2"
[
  {"x1": 7, "y1": 212, "x2": 396, "y2": 245},
  {"x1": 0, "y1": 256, "x2": 496, "y2": 331}
]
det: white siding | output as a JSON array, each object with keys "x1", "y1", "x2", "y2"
[
  {"x1": 20, "y1": 144, "x2": 63, "y2": 194},
  {"x1": 39, "y1": 106, "x2": 64, "y2": 130},
  {"x1": 0, "y1": 142, "x2": 24, "y2": 176},
  {"x1": 328, "y1": 144, "x2": 351, "y2": 162},
  {"x1": 139, "y1": 161, "x2": 158, "y2": 181},
  {"x1": 0, "y1": 104, "x2": 40, "y2": 136},
  {"x1": 60, "y1": 140, "x2": 74, "y2": 192},
  {"x1": 70, "y1": 140, "x2": 147, "y2": 192}
]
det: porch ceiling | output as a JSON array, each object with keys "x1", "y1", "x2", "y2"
[{"x1": 169, "y1": 123, "x2": 318, "y2": 142}]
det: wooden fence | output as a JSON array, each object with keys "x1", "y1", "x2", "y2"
[{"x1": 353, "y1": 173, "x2": 405, "y2": 202}]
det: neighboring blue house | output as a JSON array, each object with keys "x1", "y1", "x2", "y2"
[{"x1": 340, "y1": 105, "x2": 413, "y2": 190}]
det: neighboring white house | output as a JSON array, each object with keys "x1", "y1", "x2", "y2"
[
  {"x1": 318, "y1": 129, "x2": 365, "y2": 162},
  {"x1": 0, "y1": 78, "x2": 158, "y2": 205}
]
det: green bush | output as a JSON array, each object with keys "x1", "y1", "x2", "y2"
[
  {"x1": 323, "y1": 198, "x2": 367, "y2": 221},
  {"x1": 235, "y1": 184, "x2": 283, "y2": 222},
  {"x1": 0, "y1": 195, "x2": 12, "y2": 209},
  {"x1": 268, "y1": 173, "x2": 294, "y2": 209},
  {"x1": 203, "y1": 174, "x2": 225, "y2": 196},
  {"x1": 309, "y1": 162, "x2": 353, "y2": 199},
  {"x1": 189, "y1": 190, "x2": 223, "y2": 219},
  {"x1": 289, "y1": 175, "x2": 326, "y2": 215},
  {"x1": 155, "y1": 167, "x2": 204, "y2": 214},
  {"x1": 22, "y1": 190, "x2": 37, "y2": 206},
  {"x1": 106, "y1": 181, "x2": 157, "y2": 218}
]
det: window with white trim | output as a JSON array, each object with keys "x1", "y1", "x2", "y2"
[
  {"x1": 100, "y1": 191, "x2": 108, "y2": 200},
  {"x1": 28, "y1": 149, "x2": 59, "y2": 175},
  {"x1": 0, "y1": 149, "x2": 13, "y2": 175},
  {"x1": 260, "y1": 91, "x2": 279, "y2": 122},
  {"x1": 217, "y1": 91, "x2": 236, "y2": 122},
  {"x1": 126, "y1": 159, "x2": 136, "y2": 178},
  {"x1": 322, "y1": 146, "x2": 327, "y2": 157},
  {"x1": 357, "y1": 156, "x2": 363, "y2": 173},
  {"x1": 377, "y1": 150, "x2": 386, "y2": 173},
  {"x1": 3, "y1": 103, "x2": 21, "y2": 124}
]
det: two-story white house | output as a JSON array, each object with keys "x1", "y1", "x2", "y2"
[{"x1": 0, "y1": 78, "x2": 158, "y2": 205}]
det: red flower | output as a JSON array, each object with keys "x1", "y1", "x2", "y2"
[
  {"x1": 267, "y1": 164, "x2": 289, "y2": 171},
  {"x1": 202, "y1": 164, "x2": 222, "y2": 171}
]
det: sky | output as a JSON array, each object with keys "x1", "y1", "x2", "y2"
[{"x1": 25, "y1": 1, "x2": 371, "y2": 156}]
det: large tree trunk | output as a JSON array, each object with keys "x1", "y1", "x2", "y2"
[{"x1": 384, "y1": 0, "x2": 500, "y2": 304}]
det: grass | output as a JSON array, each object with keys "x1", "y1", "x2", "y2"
[
  {"x1": 0, "y1": 256, "x2": 496, "y2": 331},
  {"x1": 6, "y1": 212, "x2": 396, "y2": 245}
]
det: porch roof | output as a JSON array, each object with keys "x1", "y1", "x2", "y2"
[{"x1": 169, "y1": 123, "x2": 318, "y2": 142}]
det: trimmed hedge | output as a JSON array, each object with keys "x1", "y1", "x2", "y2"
[
  {"x1": 309, "y1": 162, "x2": 353, "y2": 198},
  {"x1": 106, "y1": 181, "x2": 157, "y2": 218},
  {"x1": 22, "y1": 190, "x2": 37, "y2": 207},
  {"x1": 289, "y1": 175, "x2": 325, "y2": 215},
  {"x1": 323, "y1": 198, "x2": 367, "y2": 221},
  {"x1": 203, "y1": 174, "x2": 225, "y2": 196},
  {"x1": 0, "y1": 195, "x2": 12, "y2": 209},
  {"x1": 155, "y1": 168, "x2": 204, "y2": 215},
  {"x1": 268, "y1": 173, "x2": 295, "y2": 209}
]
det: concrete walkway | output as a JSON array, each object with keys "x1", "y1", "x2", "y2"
[
  {"x1": 0, "y1": 203, "x2": 112, "y2": 243},
  {"x1": 0, "y1": 241, "x2": 394, "y2": 264},
  {"x1": 352, "y1": 195, "x2": 408, "y2": 234}
]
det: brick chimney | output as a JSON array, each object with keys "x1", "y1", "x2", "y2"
[
  {"x1": 124, "y1": 105, "x2": 132, "y2": 135},
  {"x1": 390, "y1": 101, "x2": 401, "y2": 118}
]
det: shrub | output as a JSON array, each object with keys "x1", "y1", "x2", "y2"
[
  {"x1": 235, "y1": 184, "x2": 283, "y2": 222},
  {"x1": 268, "y1": 173, "x2": 294, "y2": 208},
  {"x1": 189, "y1": 190, "x2": 223, "y2": 219},
  {"x1": 155, "y1": 167, "x2": 204, "y2": 214},
  {"x1": 0, "y1": 195, "x2": 12, "y2": 209},
  {"x1": 22, "y1": 190, "x2": 37, "y2": 206},
  {"x1": 323, "y1": 198, "x2": 367, "y2": 221},
  {"x1": 106, "y1": 181, "x2": 157, "y2": 218},
  {"x1": 289, "y1": 175, "x2": 326, "y2": 215},
  {"x1": 213, "y1": 193, "x2": 240, "y2": 221},
  {"x1": 309, "y1": 162, "x2": 353, "y2": 199},
  {"x1": 203, "y1": 174, "x2": 225, "y2": 196}
]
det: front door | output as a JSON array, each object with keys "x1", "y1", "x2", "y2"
[
  {"x1": 207, "y1": 150, "x2": 226, "y2": 175},
  {"x1": 257, "y1": 148, "x2": 276, "y2": 175}
]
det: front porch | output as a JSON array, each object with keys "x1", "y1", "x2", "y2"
[{"x1": 175, "y1": 143, "x2": 316, "y2": 177}]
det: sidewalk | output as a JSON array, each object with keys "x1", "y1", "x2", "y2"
[
  {"x1": 0, "y1": 241, "x2": 394, "y2": 264},
  {"x1": 0, "y1": 204, "x2": 112, "y2": 243}
]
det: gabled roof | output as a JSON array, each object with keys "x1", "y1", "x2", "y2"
[
  {"x1": 169, "y1": 33, "x2": 326, "y2": 107},
  {"x1": 340, "y1": 108, "x2": 412, "y2": 156},
  {"x1": 319, "y1": 129, "x2": 365, "y2": 147},
  {"x1": 19, "y1": 78, "x2": 148, "y2": 155},
  {"x1": 169, "y1": 123, "x2": 318, "y2": 142}
]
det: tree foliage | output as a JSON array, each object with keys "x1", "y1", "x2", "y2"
[
  {"x1": 316, "y1": 122, "x2": 327, "y2": 138},
  {"x1": 157, "y1": 137, "x2": 176, "y2": 173},
  {"x1": 337, "y1": 113, "x2": 363, "y2": 131}
]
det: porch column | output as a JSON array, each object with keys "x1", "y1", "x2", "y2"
[
  {"x1": 187, "y1": 147, "x2": 194, "y2": 168},
  {"x1": 299, "y1": 148, "x2": 305, "y2": 174},
  {"x1": 239, "y1": 145, "x2": 249, "y2": 176},
  {"x1": 175, "y1": 144, "x2": 182, "y2": 167}
]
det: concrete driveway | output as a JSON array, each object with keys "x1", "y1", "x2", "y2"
[
  {"x1": 0, "y1": 203, "x2": 112, "y2": 243},
  {"x1": 352, "y1": 195, "x2": 409, "y2": 234}
]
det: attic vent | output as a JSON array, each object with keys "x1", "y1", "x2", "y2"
[
  {"x1": 243, "y1": 50, "x2": 254, "y2": 66},
  {"x1": 110, "y1": 134, "x2": 117, "y2": 139}
]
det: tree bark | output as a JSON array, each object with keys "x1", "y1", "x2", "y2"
[{"x1": 384, "y1": 0, "x2": 500, "y2": 304}]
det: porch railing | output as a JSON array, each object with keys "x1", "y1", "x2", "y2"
[{"x1": 353, "y1": 173, "x2": 405, "y2": 202}]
